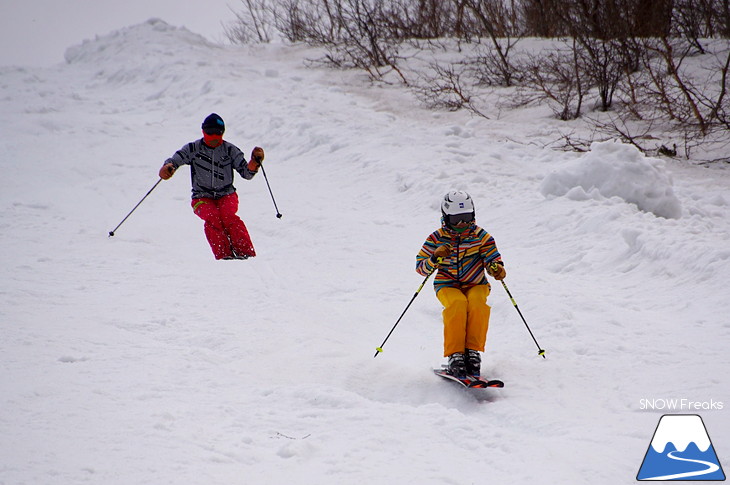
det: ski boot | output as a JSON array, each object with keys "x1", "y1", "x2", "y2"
[
  {"x1": 447, "y1": 352, "x2": 467, "y2": 379},
  {"x1": 466, "y1": 349, "x2": 481, "y2": 377},
  {"x1": 223, "y1": 248, "x2": 250, "y2": 260}
]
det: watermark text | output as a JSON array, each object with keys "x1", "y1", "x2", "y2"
[{"x1": 639, "y1": 398, "x2": 724, "y2": 411}]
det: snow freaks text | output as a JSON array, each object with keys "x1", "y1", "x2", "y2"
[{"x1": 640, "y1": 399, "x2": 724, "y2": 411}]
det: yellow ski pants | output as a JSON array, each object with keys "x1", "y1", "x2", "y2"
[{"x1": 436, "y1": 285, "x2": 491, "y2": 357}]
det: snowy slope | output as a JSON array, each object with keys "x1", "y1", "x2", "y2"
[{"x1": 1, "y1": 19, "x2": 729, "y2": 484}]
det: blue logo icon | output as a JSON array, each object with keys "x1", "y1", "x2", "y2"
[{"x1": 637, "y1": 414, "x2": 725, "y2": 481}]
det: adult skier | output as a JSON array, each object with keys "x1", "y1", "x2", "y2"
[
  {"x1": 416, "y1": 191, "x2": 506, "y2": 378},
  {"x1": 158, "y1": 113, "x2": 265, "y2": 260}
]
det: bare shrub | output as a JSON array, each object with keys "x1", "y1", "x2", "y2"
[
  {"x1": 520, "y1": 40, "x2": 587, "y2": 120},
  {"x1": 385, "y1": 0, "x2": 461, "y2": 40},
  {"x1": 461, "y1": 0, "x2": 523, "y2": 87},
  {"x1": 412, "y1": 61, "x2": 488, "y2": 117},
  {"x1": 225, "y1": 0, "x2": 276, "y2": 44},
  {"x1": 223, "y1": 0, "x2": 730, "y2": 162}
]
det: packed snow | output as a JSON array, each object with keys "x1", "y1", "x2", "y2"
[
  {"x1": 540, "y1": 140, "x2": 683, "y2": 219},
  {"x1": 1, "y1": 18, "x2": 728, "y2": 484}
]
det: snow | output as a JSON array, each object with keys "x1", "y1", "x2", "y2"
[
  {"x1": 540, "y1": 140, "x2": 683, "y2": 219},
  {"x1": 651, "y1": 415, "x2": 711, "y2": 453},
  {"x1": 1, "y1": 18, "x2": 729, "y2": 484}
]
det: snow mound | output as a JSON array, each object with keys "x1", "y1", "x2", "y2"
[
  {"x1": 540, "y1": 140, "x2": 683, "y2": 219},
  {"x1": 62, "y1": 18, "x2": 227, "y2": 102},
  {"x1": 64, "y1": 18, "x2": 218, "y2": 67}
]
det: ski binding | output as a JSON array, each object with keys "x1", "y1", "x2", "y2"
[{"x1": 434, "y1": 367, "x2": 504, "y2": 388}]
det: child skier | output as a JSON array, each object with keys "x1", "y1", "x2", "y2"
[
  {"x1": 416, "y1": 191, "x2": 506, "y2": 378},
  {"x1": 158, "y1": 113, "x2": 265, "y2": 260}
]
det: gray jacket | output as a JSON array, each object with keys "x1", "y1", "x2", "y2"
[{"x1": 165, "y1": 139, "x2": 257, "y2": 199}]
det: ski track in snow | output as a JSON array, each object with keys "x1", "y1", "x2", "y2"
[{"x1": 1, "y1": 19, "x2": 729, "y2": 485}]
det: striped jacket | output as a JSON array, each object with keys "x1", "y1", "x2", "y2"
[
  {"x1": 165, "y1": 139, "x2": 257, "y2": 199},
  {"x1": 416, "y1": 220, "x2": 502, "y2": 293}
]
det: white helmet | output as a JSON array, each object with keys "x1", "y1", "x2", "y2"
[
  {"x1": 441, "y1": 191, "x2": 476, "y2": 227},
  {"x1": 441, "y1": 190, "x2": 475, "y2": 215}
]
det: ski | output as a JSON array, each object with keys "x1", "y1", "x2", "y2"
[{"x1": 434, "y1": 368, "x2": 504, "y2": 388}]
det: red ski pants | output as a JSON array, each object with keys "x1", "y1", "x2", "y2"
[
  {"x1": 436, "y1": 285, "x2": 491, "y2": 357},
  {"x1": 191, "y1": 192, "x2": 256, "y2": 260}
]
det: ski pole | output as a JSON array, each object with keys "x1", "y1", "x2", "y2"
[
  {"x1": 491, "y1": 263, "x2": 546, "y2": 358},
  {"x1": 259, "y1": 162, "x2": 282, "y2": 219},
  {"x1": 108, "y1": 178, "x2": 162, "y2": 237},
  {"x1": 374, "y1": 258, "x2": 442, "y2": 358}
]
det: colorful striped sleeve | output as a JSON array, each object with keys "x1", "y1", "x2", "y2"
[
  {"x1": 479, "y1": 230, "x2": 501, "y2": 264},
  {"x1": 416, "y1": 231, "x2": 439, "y2": 276}
]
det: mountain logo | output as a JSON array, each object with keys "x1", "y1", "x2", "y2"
[{"x1": 637, "y1": 414, "x2": 725, "y2": 481}]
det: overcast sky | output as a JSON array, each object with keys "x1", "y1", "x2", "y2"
[{"x1": 1, "y1": 0, "x2": 237, "y2": 66}]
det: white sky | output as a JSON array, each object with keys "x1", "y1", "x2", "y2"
[{"x1": 0, "y1": 0, "x2": 237, "y2": 66}]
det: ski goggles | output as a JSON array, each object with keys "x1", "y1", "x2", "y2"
[
  {"x1": 203, "y1": 126, "x2": 225, "y2": 136},
  {"x1": 446, "y1": 212, "x2": 474, "y2": 226}
]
